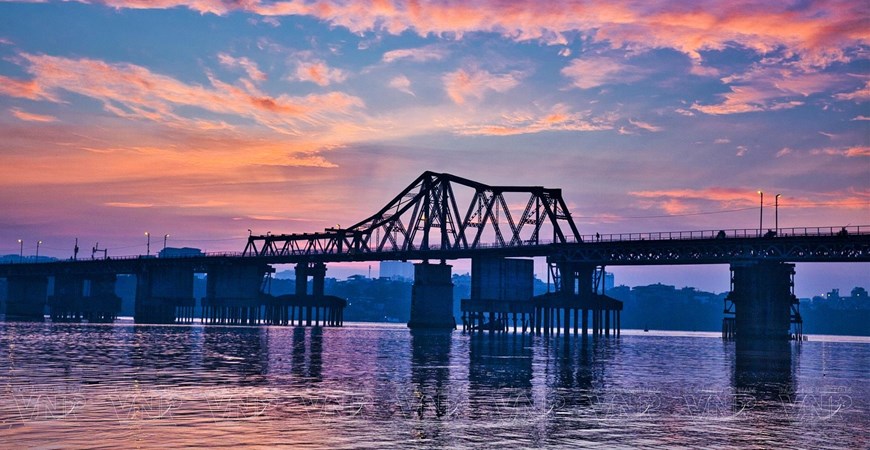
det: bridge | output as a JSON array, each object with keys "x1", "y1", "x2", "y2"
[{"x1": 1, "y1": 171, "x2": 868, "y2": 341}]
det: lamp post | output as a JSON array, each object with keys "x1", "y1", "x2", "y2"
[
  {"x1": 36, "y1": 240, "x2": 42, "y2": 260},
  {"x1": 163, "y1": 234, "x2": 169, "y2": 251},
  {"x1": 17, "y1": 239, "x2": 23, "y2": 262},
  {"x1": 145, "y1": 232, "x2": 151, "y2": 256},
  {"x1": 757, "y1": 190, "x2": 763, "y2": 237},
  {"x1": 775, "y1": 194, "x2": 781, "y2": 236}
]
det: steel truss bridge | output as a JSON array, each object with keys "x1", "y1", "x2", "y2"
[
  {"x1": 237, "y1": 171, "x2": 869, "y2": 266},
  {"x1": 1, "y1": 171, "x2": 868, "y2": 274}
]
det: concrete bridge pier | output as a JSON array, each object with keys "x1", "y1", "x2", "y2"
[
  {"x1": 202, "y1": 262, "x2": 270, "y2": 325},
  {"x1": 136, "y1": 265, "x2": 195, "y2": 324},
  {"x1": 726, "y1": 261, "x2": 802, "y2": 341},
  {"x1": 408, "y1": 262, "x2": 455, "y2": 330},
  {"x1": 49, "y1": 274, "x2": 85, "y2": 322},
  {"x1": 49, "y1": 273, "x2": 121, "y2": 323},
  {"x1": 461, "y1": 257, "x2": 534, "y2": 333},
  {"x1": 5, "y1": 275, "x2": 47, "y2": 321}
]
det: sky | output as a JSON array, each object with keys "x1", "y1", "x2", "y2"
[{"x1": 0, "y1": 0, "x2": 867, "y2": 296}]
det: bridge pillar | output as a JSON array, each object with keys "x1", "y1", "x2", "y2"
[
  {"x1": 203, "y1": 262, "x2": 269, "y2": 325},
  {"x1": 462, "y1": 257, "x2": 534, "y2": 332},
  {"x1": 49, "y1": 274, "x2": 85, "y2": 322},
  {"x1": 5, "y1": 275, "x2": 48, "y2": 321},
  {"x1": 136, "y1": 265, "x2": 195, "y2": 324},
  {"x1": 728, "y1": 261, "x2": 797, "y2": 340},
  {"x1": 50, "y1": 274, "x2": 121, "y2": 323},
  {"x1": 408, "y1": 262, "x2": 455, "y2": 330}
]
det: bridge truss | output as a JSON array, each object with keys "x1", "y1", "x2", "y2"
[{"x1": 243, "y1": 171, "x2": 581, "y2": 257}]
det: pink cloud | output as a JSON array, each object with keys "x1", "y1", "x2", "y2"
[
  {"x1": 60, "y1": 1, "x2": 868, "y2": 71},
  {"x1": 10, "y1": 108, "x2": 57, "y2": 123},
  {"x1": 218, "y1": 53, "x2": 267, "y2": 81},
  {"x1": 834, "y1": 81, "x2": 870, "y2": 102},
  {"x1": 691, "y1": 65, "x2": 846, "y2": 115},
  {"x1": 628, "y1": 118, "x2": 662, "y2": 132},
  {"x1": 388, "y1": 74, "x2": 414, "y2": 95},
  {"x1": 443, "y1": 67, "x2": 521, "y2": 104}
]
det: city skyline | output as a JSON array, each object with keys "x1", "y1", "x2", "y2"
[{"x1": 0, "y1": 1, "x2": 867, "y2": 296}]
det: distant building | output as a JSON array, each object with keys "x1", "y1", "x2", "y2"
[
  {"x1": 380, "y1": 260, "x2": 414, "y2": 281},
  {"x1": 604, "y1": 272, "x2": 615, "y2": 291},
  {"x1": 158, "y1": 247, "x2": 204, "y2": 258}
]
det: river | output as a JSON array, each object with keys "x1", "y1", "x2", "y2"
[{"x1": 0, "y1": 322, "x2": 865, "y2": 448}]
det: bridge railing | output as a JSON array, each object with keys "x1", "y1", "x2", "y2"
[
  {"x1": 581, "y1": 225, "x2": 866, "y2": 243},
  {"x1": 3, "y1": 226, "x2": 865, "y2": 264}
]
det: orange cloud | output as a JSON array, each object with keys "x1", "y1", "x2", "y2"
[
  {"x1": 291, "y1": 60, "x2": 348, "y2": 86},
  {"x1": 0, "y1": 53, "x2": 364, "y2": 135},
  {"x1": 443, "y1": 67, "x2": 521, "y2": 104}
]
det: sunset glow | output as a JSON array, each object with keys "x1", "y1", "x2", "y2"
[{"x1": 0, "y1": 0, "x2": 867, "y2": 294}]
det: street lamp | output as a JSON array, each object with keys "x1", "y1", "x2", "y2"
[
  {"x1": 757, "y1": 190, "x2": 764, "y2": 237},
  {"x1": 17, "y1": 239, "x2": 23, "y2": 262},
  {"x1": 145, "y1": 232, "x2": 150, "y2": 256},
  {"x1": 36, "y1": 240, "x2": 42, "y2": 260},
  {"x1": 775, "y1": 194, "x2": 782, "y2": 236},
  {"x1": 163, "y1": 234, "x2": 169, "y2": 251}
]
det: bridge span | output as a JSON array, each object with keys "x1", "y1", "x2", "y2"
[{"x1": 1, "y1": 172, "x2": 868, "y2": 341}]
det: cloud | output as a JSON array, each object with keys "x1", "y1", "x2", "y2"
[
  {"x1": 628, "y1": 118, "x2": 662, "y2": 132},
  {"x1": 691, "y1": 65, "x2": 845, "y2": 115},
  {"x1": 442, "y1": 67, "x2": 521, "y2": 104},
  {"x1": 561, "y1": 56, "x2": 635, "y2": 90},
  {"x1": 218, "y1": 53, "x2": 267, "y2": 81},
  {"x1": 776, "y1": 147, "x2": 792, "y2": 157},
  {"x1": 714, "y1": 138, "x2": 730, "y2": 144},
  {"x1": 454, "y1": 103, "x2": 616, "y2": 136},
  {"x1": 810, "y1": 146, "x2": 870, "y2": 158},
  {"x1": 104, "y1": 202, "x2": 154, "y2": 208},
  {"x1": 735, "y1": 145, "x2": 748, "y2": 156},
  {"x1": 291, "y1": 60, "x2": 348, "y2": 86},
  {"x1": 57, "y1": 1, "x2": 868, "y2": 72},
  {"x1": 10, "y1": 108, "x2": 57, "y2": 123},
  {"x1": 852, "y1": 115, "x2": 870, "y2": 121},
  {"x1": 630, "y1": 187, "x2": 868, "y2": 214},
  {"x1": 388, "y1": 74, "x2": 414, "y2": 95},
  {"x1": 382, "y1": 45, "x2": 447, "y2": 63},
  {"x1": 0, "y1": 53, "x2": 364, "y2": 135},
  {"x1": 834, "y1": 81, "x2": 870, "y2": 102}
]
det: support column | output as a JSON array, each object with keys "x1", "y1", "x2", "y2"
[
  {"x1": 729, "y1": 261, "x2": 796, "y2": 340},
  {"x1": 5, "y1": 275, "x2": 48, "y2": 321},
  {"x1": 136, "y1": 264, "x2": 195, "y2": 324},
  {"x1": 408, "y1": 263, "x2": 455, "y2": 330},
  {"x1": 85, "y1": 273, "x2": 122, "y2": 323},
  {"x1": 202, "y1": 262, "x2": 268, "y2": 326}
]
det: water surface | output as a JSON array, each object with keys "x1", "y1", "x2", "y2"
[{"x1": 0, "y1": 322, "x2": 865, "y2": 448}]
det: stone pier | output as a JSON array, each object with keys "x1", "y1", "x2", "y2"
[{"x1": 408, "y1": 262, "x2": 455, "y2": 330}]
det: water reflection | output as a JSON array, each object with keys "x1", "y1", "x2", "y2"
[
  {"x1": 201, "y1": 326, "x2": 269, "y2": 385},
  {"x1": 409, "y1": 329, "x2": 452, "y2": 419},
  {"x1": 732, "y1": 339, "x2": 796, "y2": 409}
]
